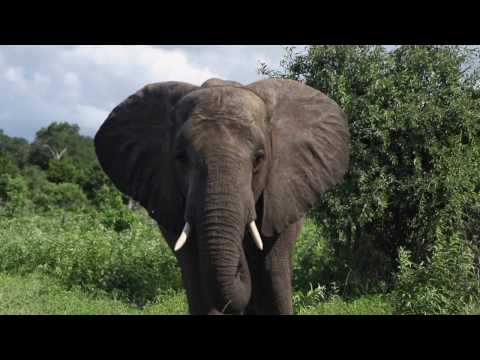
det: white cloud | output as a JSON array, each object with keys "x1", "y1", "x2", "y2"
[
  {"x1": 60, "y1": 45, "x2": 218, "y2": 86},
  {"x1": 4, "y1": 66, "x2": 28, "y2": 92},
  {"x1": 74, "y1": 104, "x2": 110, "y2": 132},
  {"x1": 158, "y1": 45, "x2": 297, "y2": 84},
  {"x1": 0, "y1": 45, "x2": 224, "y2": 140}
]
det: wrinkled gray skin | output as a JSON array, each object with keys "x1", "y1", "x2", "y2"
[{"x1": 94, "y1": 78, "x2": 350, "y2": 315}]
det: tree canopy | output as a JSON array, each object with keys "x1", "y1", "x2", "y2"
[{"x1": 28, "y1": 122, "x2": 97, "y2": 170}]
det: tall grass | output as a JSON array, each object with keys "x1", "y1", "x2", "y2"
[
  {"x1": 0, "y1": 209, "x2": 181, "y2": 305},
  {"x1": 2, "y1": 209, "x2": 475, "y2": 314},
  {"x1": 0, "y1": 210, "x2": 393, "y2": 314}
]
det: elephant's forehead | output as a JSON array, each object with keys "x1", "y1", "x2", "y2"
[{"x1": 183, "y1": 86, "x2": 266, "y2": 125}]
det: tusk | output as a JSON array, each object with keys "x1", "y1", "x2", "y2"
[
  {"x1": 174, "y1": 223, "x2": 190, "y2": 252},
  {"x1": 248, "y1": 221, "x2": 263, "y2": 251}
]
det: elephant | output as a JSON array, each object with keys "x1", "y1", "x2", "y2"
[{"x1": 94, "y1": 77, "x2": 350, "y2": 315}]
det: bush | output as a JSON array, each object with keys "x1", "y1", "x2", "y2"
[
  {"x1": 0, "y1": 175, "x2": 30, "y2": 216},
  {"x1": 391, "y1": 234, "x2": 480, "y2": 314},
  {"x1": 293, "y1": 218, "x2": 337, "y2": 292},
  {"x1": 46, "y1": 157, "x2": 85, "y2": 184},
  {"x1": 81, "y1": 162, "x2": 111, "y2": 201},
  {"x1": 293, "y1": 285, "x2": 392, "y2": 315},
  {"x1": 95, "y1": 184, "x2": 137, "y2": 232},
  {"x1": 0, "y1": 211, "x2": 181, "y2": 305},
  {"x1": 293, "y1": 284, "x2": 336, "y2": 311},
  {"x1": 21, "y1": 165, "x2": 49, "y2": 195},
  {"x1": 33, "y1": 182, "x2": 88, "y2": 212},
  {"x1": 0, "y1": 153, "x2": 20, "y2": 179},
  {"x1": 262, "y1": 45, "x2": 480, "y2": 292}
]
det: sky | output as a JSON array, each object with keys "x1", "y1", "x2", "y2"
[{"x1": 0, "y1": 45, "x2": 305, "y2": 141}]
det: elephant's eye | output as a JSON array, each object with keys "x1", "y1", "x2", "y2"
[{"x1": 253, "y1": 150, "x2": 265, "y2": 173}]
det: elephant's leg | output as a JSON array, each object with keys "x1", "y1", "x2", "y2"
[{"x1": 259, "y1": 217, "x2": 305, "y2": 315}]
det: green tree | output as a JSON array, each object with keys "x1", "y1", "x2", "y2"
[
  {"x1": 28, "y1": 122, "x2": 96, "y2": 171},
  {"x1": 391, "y1": 235, "x2": 480, "y2": 314},
  {"x1": 27, "y1": 122, "x2": 103, "y2": 204},
  {"x1": 82, "y1": 162, "x2": 111, "y2": 201},
  {"x1": 0, "y1": 153, "x2": 20, "y2": 178},
  {"x1": 21, "y1": 165, "x2": 49, "y2": 197},
  {"x1": 1, "y1": 175, "x2": 30, "y2": 216},
  {"x1": 46, "y1": 156, "x2": 84, "y2": 184},
  {"x1": 261, "y1": 45, "x2": 480, "y2": 293},
  {"x1": 0, "y1": 129, "x2": 30, "y2": 168}
]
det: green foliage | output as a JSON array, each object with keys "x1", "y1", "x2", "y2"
[
  {"x1": 292, "y1": 282, "x2": 392, "y2": 314},
  {"x1": 293, "y1": 284, "x2": 336, "y2": 311},
  {"x1": 0, "y1": 155, "x2": 20, "y2": 204},
  {"x1": 0, "y1": 211, "x2": 181, "y2": 305},
  {"x1": 95, "y1": 184, "x2": 137, "y2": 232},
  {"x1": 46, "y1": 156, "x2": 85, "y2": 184},
  {"x1": 1, "y1": 175, "x2": 30, "y2": 216},
  {"x1": 293, "y1": 218, "x2": 337, "y2": 292},
  {"x1": 21, "y1": 165, "x2": 49, "y2": 196},
  {"x1": 28, "y1": 122, "x2": 96, "y2": 171},
  {"x1": 0, "y1": 272, "x2": 137, "y2": 315},
  {"x1": 0, "y1": 152, "x2": 20, "y2": 177},
  {"x1": 33, "y1": 182, "x2": 88, "y2": 212},
  {"x1": 262, "y1": 45, "x2": 480, "y2": 293},
  {"x1": 0, "y1": 129, "x2": 30, "y2": 168},
  {"x1": 81, "y1": 162, "x2": 111, "y2": 201},
  {"x1": 294, "y1": 292, "x2": 393, "y2": 315},
  {"x1": 22, "y1": 122, "x2": 107, "y2": 202},
  {"x1": 391, "y1": 234, "x2": 480, "y2": 314},
  {"x1": 0, "y1": 272, "x2": 187, "y2": 315},
  {"x1": 0, "y1": 150, "x2": 23, "y2": 204}
]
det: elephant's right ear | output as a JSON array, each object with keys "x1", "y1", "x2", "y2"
[{"x1": 94, "y1": 81, "x2": 198, "y2": 235}]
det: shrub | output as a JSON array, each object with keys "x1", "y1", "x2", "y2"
[
  {"x1": 391, "y1": 234, "x2": 480, "y2": 314},
  {"x1": 21, "y1": 165, "x2": 49, "y2": 195},
  {"x1": 0, "y1": 212, "x2": 182, "y2": 305},
  {"x1": 95, "y1": 184, "x2": 137, "y2": 232},
  {"x1": 294, "y1": 293, "x2": 393, "y2": 315},
  {"x1": 33, "y1": 182, "x2": 88, "y2": 212},
  {"x1": 293, "y1": 284, "x2": 335, "y2": 312},
  {"x1": 81, "y1": 162, "x2": 111, "y2": 201},
  {"x1": 46, "y1": 157, "x2": 84, "y2": 184},
  {"x1": 292, "y1": 283, "x2": 392, "y2": 315},
  {"x1": 293, "y1": 218, "x2": 337, "y2": 292},
  {"x1": 1, "y1": 175, "x2": 30, "y2": 216},
  {"x1": 0, "y1": 153, "x2": 20, "y2": 178}
]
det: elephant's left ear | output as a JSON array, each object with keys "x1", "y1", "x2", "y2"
[{"x1": 247, "y1": 79, "x2": 350, "y2": 237}]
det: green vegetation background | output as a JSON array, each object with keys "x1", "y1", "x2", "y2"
[{"x1": 1, "y1": 45, "x2": 479, "y2": 314}]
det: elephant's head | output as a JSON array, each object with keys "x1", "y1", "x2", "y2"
[{"x1": 94, "y1": 78, "x2": 350, "y2": 314}]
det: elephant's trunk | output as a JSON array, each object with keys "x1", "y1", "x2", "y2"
[{"x1": 197, "y1": 160, "x2": 253, "y2": 314}]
